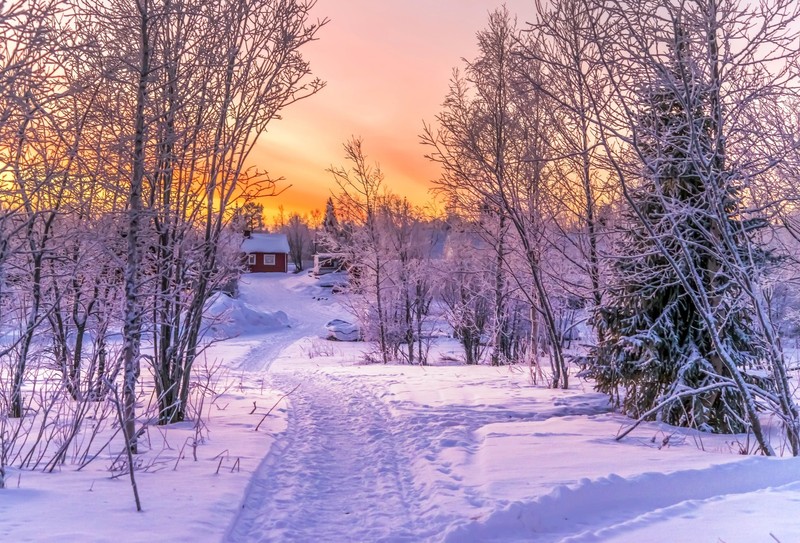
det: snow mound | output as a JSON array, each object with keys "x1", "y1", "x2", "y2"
[
  {"x1": 204, "y1": 292, "x2": 290, "y2": 337},
  {"x1": 324, "y1": 318, "x2": 360, "y2": 341},
  {"x1": 442, "y1": 457, "x2": 800, "y2": 542},
  {"x1": 316, "y1": 271, "x2": 348, "y2": 289}
]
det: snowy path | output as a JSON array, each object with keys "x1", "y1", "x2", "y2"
[
  {"x1": 225, "y1": 274, "x2": 444, "y2": 540},
  {"x1": 224, "y1": 275, "x2": 431, "y2": 540},
  {"x1": 224, "y1": 370, "x2": 423, "y2": 542},
  {"x1": 223, "y1": 360, "x2": 615, "y2": 542},
  {"x1": 231, "y1": 274, "x2": 342, "y2": 373}
]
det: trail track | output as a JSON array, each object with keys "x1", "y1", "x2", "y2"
[{"x1": 224, "y1": 368, "x2": 424, "y2": 542}]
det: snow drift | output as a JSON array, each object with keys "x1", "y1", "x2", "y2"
[{"x1": 204, "y1": 292, "x2": 290, "y2": 337}]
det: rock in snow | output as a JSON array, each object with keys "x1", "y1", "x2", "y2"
[{"x1": 324, "y1": 318, "x2": 360, "y2": 341}]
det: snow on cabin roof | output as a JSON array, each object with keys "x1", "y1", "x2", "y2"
[{"x1": 241, "y1": 233, "x2": 290, "y2": 254}]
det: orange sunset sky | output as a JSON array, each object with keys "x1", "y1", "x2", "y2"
[{"x1": 252, "y1": 0, "x2": 531, "y2": 221}]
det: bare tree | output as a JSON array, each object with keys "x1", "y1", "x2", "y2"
[
  {"x1": 423, "y1": 8, "x2": 569, "y2": 386},
  {"x1": 0, "y1": 0, "x2": 85, "y2": 418},
  {"x1": 380, "y1": 197, "x2": 437, "y2": 364},
  {"x1": 284, "y1": 213, "x2": 312, "y2": 271},
  {"x1": 329, "y1": 138, "x2": 392, "y2": 363},
  {"x1": 145, "y1": 0, "x2": 326, "y2": 424},
  {"x1": 71, "y1": 0, "x2": 327, "y2": 436},
  {"x1": 521, "y1": 0, "x2": 613, "y2": 341},
  {"x1": 438, "y1": 220, "x2": 492, "y2": 365}
]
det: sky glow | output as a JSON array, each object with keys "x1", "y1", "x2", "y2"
[{"x1": 252, "y1": 0, "x2": 531, "y2": 221}]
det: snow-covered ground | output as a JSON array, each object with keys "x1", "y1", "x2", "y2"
[{"x1": 3, "y1": 273, "x2": 800, "y2": 542}]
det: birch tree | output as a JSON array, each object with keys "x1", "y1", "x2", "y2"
[
  {"x1": 522, "y1": 0, "x2": 612, "y2": 340},
  {"x1": 329, "y1": 138, "x2": 392, "y2": 363},
  {"x1": 145, "y1": 0, "x2": 325, "y2": 424},
  {"x1": 0, "y1": 0, "x2": 83, "y2": 418},
  {"x1": 423, "y1": 8, "x2": 569, "y2": 385},
  {"x1": 73, "y1": 0, "x2": 326, "y2": 437}
]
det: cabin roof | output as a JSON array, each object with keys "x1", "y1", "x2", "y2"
[{"x1": 241, "y1": 233, "x2": 290, "y2": 254}]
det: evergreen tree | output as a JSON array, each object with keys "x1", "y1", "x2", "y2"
[
  {"x1": 320, "y1": 197, "x2": 340, "y2": 251},
  {"x1": 231, "y1": 202, "x2": 266, "y2": 233},
  {"x1": 589, "y1": 30, "x2": 763, "y2": 433}
]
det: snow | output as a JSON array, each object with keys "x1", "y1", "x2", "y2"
[
  {"x1": 204, "y1": 292, "x2": 290, "y2": 337},
  {"x1": 324, "y1": 318, "x2": 360, "y2": 341},
  {"x1": 240, "y1": 232, "x2": 290, "y2": 254},
  {"x1": 4, "y1": 273, "x2": 800, "y2": 542}
]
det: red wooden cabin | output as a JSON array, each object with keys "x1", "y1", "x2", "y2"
[{"x1": 241, "y1": 232, "x2": 290, "y2": 273}]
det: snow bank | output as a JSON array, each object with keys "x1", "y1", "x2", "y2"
[
  {"x1": 204, "y1": 292, "x2": 290, "y2": 337},
  {"x1": 0, "y1": 366, "x2": 288, "y2": 543},
  {"x1": 443, "y1": 457, "x2": 800, "y2": 542}
]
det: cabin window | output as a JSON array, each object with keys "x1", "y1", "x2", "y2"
[
  {"x1": 247, "y1": 254, "x2": 256, "y2": 265},
  {"x1": 263, "y1": 254, "x2": 276, "y2": 266}
]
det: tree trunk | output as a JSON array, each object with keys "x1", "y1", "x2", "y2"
[{"x1": 120, "y1": 0, "x2": 152, "y2": 453}]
